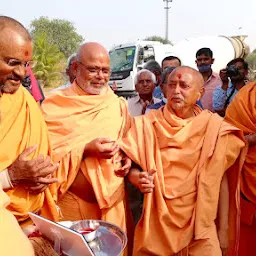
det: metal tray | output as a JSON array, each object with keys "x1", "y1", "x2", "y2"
[{"x1": 69, "y1": 220, "x2": 127, "y2": 256}]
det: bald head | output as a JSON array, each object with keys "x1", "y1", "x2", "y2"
[
  {"x1": 74, "y1": 42, "x2": 111, "y2": 95},
  {"x1": 170, "y1": 66, "x2": 204, "y2": 89},
  {"x1": 0, "y1": 16, "x2": 31, "y2": 42},
  {"x1": 77, "y1": 42, "x2": 109, "y2": 63},
  {"x1": 166, "y1": 66, "x2": 205, "y2": 118}
]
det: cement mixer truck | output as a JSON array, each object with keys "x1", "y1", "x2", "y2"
[{"x1": 109, "y1": 35, "x2": 249, "y2": 97}]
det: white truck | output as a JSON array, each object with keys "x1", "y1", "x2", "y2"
[{"x1": 109, "y1": 35, "x2": 249, "y2": 97}]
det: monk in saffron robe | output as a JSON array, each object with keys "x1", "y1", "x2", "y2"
[
  {"x1": 225, "y1": 82, "x2": 256, "y2": 256},
  {"x1": 0, "y1": 16, "x2": 59, "y2": 226},
  {"x1": 120, "y1": 66, "x2": 246, "y2": 256},
  {"x1": 42, "y1": 43, "x2": 132, "y2": 235}
]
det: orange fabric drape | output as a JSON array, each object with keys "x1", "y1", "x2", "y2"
[
  {"x1": 0, "y1": 185, "x2": 34, "y2": 255},
  {"x1": 225, "y1": 82, "x2": 256, "y2": 256},
  {"x1": 0, "y1": 86, "x2": 58, "y2": 224},
  {"x1": 42, "y1": 82, "x2": 131, "y2": 231},
  {"x1": 225, "y1": 82, "x2": 256, "y2": 204},
  {"x1": 120, "y1": 106, "x2": 245, "y2": 255}
]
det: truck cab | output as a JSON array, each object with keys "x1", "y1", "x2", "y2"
[{"x1": 109, "y1": 41, "x2": 173, "y2": 97}]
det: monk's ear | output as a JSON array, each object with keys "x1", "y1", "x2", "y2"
[
  {"x1": 197, "y1": 87, "x2": 205, "y2": 100},
  {"x1": 211, "y1": 58, "x2": 215, "y2": 64},
  {"x1": 72, "y1": 62, "x2": 79, "y2": 72}
]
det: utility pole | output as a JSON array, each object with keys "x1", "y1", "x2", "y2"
[{"x1": 163, "y1": 0, "x2": 172, "y2": 41}]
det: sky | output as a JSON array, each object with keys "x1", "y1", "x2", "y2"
[{"x1": 1, "y1": 0, "x2": 255, "y2": 51}]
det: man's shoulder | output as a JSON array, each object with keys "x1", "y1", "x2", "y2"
[
  {"x1": 213, "y1": 84, "x2": 224, "y2": 93},
  {"x1": 208, "y1": 72, "x2": 222, "y2": 85},
  {"x1": 148, "y1": 101, "x2": 165, "y2": 110},
  {"x1": 127, "y1": 95, "x2": 139, "y2": 104},
  {"x1": 51, "y1": 82, "x2": 71, "y2": 92}
]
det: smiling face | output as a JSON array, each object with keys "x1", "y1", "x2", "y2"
[
  {"x1": 0, "y1": 29, "x2": 33, "y2": 94},
  {"x1": 74, "y1": 43, "x2": 111, "y2": 95}
]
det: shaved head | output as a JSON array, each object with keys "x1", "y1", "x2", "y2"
[
  {"x1": 74, "y1": 42, "x2": 111, "y2": 95},
  {"x1": 170, "y1": 66, "x2": 204, "y2": 89},
  {"x1": 0, "y1": 16, "x2": 31, "y2": 43},
  {"x1": 77, "y1": 42, "x2": 109, "y2": 63},
  {"x1": 0, "y1": 16, "x2": 33, "y2": 94},
  {"x1": 166, "y1": 66, "x2": 205, "y2": 118}
]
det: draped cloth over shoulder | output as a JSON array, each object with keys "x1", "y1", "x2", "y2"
[
  {"x1": 225, "y1": 82, "x2": 256, "y2": 204},
  {"x1": 42, "y1": 82, "x2": 131, "y2": 232},
  {"x1": 0, "y1": 86, "x2": 58, "y2": 224},
  {"x1": 120, "y1": 106, "x2": 246, "y2": 255},
  {"x1": 225, "y1": 82, "x2": 256, "y2": 256}
]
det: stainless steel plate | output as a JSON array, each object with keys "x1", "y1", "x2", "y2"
[{"x1": 70, "y1": 220, "x2": 127, "y2": 256}]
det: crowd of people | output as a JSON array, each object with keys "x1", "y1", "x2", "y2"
[{"x1": 0, "y1": 15, "x2": 255, "y2": 256}]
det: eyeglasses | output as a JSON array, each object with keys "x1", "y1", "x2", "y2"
[
  {"x1": 77, "y1": 62, "x2": 111, "y2": 76},
  {"x1": 7, "y1": 59, "x2": 37, "y2": 68}
]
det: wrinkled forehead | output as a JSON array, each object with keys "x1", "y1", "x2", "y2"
[
  {"x1": 80, "y1": 51, "x2": 110, "y2": 66},
  {"x1": 138, "y1": 71, "x2": 153, "y2": 80},
  {"x1": 168, "y1": 70, "x2": 193, "y2": 81}
]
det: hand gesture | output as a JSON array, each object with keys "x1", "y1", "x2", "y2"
[
  {"x1": 114, "y1": 156, "x2": 132, "y2": 177},
  {"x1": 84, "y1": 138, "x2": 119, "y2": 159},
  {"x1": 219, "y1": 69, "x2": 229, "y2": 90},
  {"x1": 8, "y1": 145, "x2": 59, "y2": 193},
  {"x1": 137, "y1": 169, "x2": 156, "y2": 193},
  {"x1": 245, "y1": 133, "x2": 256, "y2": 147}
]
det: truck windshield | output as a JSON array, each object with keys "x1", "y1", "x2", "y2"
[{"x1": 110, "y1": 47, "x2": 136, "y2": 72}]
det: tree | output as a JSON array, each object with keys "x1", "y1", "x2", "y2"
[
  {"x1": 246, "y1": 49, "x2": 256, "y2": 80},
  {"x1": 144, "y1": 36, "x2": 173, "y2": 45},
  {"x1": 33, "y1": 32, "x2": 66, "y2": 88},
  {"x1": 30, "y1": 17, "x2": 84, "y2": 58}
]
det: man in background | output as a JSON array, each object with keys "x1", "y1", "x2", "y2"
[
  {"x1": 52, "y1": 53, "x2": 76, "y2": 91},
  {"x1": 196, "y1": 47, "x2": 221, "y2": 111},
  {"x1": 144, "y1": 60, "x2": 162, "y2": 99},
  {"x1": 213, "y1": 58, "x2": 248, "y2": 116},
  {"x1": 128, "y1": 69, "x2": 160, "y2": 116},
  {"x1": 162, "y1": 55, "x2": 181, "y2": 71}
]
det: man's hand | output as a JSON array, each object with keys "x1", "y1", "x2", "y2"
[
  {"x1": 218, "y1": 228, "x2": 229, "y2": 256},
  {"x1": 8, "y1": 145, "x2": 59, "y2": 193},
  {"x1": 114, "y1": 156, "x2": 132, "y2": 177},
  {"x1": 84, "y1": 138, "x2": 119, "y2": 159},
  {"x1": 130, "y1": 169, "x2": 156, "y2": 194},
  {"x1": 245, "y1": 133, "x2": 256, "y2": 147},
  {"x1": 220, "y1": 69, "x2": 229, "y2": 90}
]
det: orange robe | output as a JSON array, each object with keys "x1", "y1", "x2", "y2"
[
  {"x1": 41, "y1": 82, "x2": 131, "y2": 232},
  {"x1": 120, "y1": 106, "x2": 246, "y2": 256},
  {"x1": 0, "y1": 185, "x2": 34, "y2": 256},
  {"x1": 0, "y1": 86, "x2": 58, "y2": 225},
  {"x1": 225, "y1": 82, "x2": 256, "y2": 256}
]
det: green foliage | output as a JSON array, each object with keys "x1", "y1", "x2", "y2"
[
  {"x1": 144, "y1": 36, "x2": 173, "y2": 45},
  {"x1": 30, "y1": 16, "x2": 84, "y2": 58},
  {"x1": 246, "y1": 49, "x2": 256, "y2": 80},
  {"x1": 33, "y1": 32, "x2": 66, "y2": 88}
]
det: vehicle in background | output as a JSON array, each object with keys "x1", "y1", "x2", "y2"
[{"x1": 109, "y1": 35, "x2": 249, "y2": 97}]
